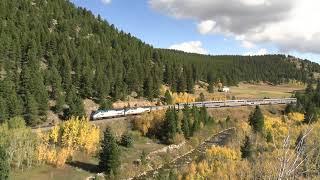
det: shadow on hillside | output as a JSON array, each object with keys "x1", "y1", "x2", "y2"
[{"x1": 67, "y1": 161, "x2": 99, "y2": 173}]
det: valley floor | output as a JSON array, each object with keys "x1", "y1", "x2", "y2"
[{"x1": 11, "y1": 105, "x2": 286, "y2": 180}]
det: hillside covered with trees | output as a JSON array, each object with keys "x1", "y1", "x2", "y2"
[{"x1": 0, "y1": 0, "x2": 319, "y2": 125}]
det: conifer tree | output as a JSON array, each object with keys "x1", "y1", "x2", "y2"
[
  {"x1": 249, "y1": 106, "x2": 264, "y2": 133},
  {"x1": 65, "y1": 86, "x2": 85, "y2": 119},
  {"x1": 162, "y1": 108, "x2": 177, "y2": 144},
  {"x1": 6, "y1": 92, "x2": 23, "y2": 119},
  {"x1": 80, "y1": 58, "x2": 94, "y2": 97},
  {"x1": 143, "y1": 76, "x2": 153, "y2": 100},
  {"x1": 303, "y1": 103, "x2": 317, "y2": 123},
  {"x1": 177, "y1": 75, "x2": 186, "y2": 93},
  {"x1": 94, "y1": 64, "x2": 109, "y2": 99},
  {"x1": 208, "y1": 83, "x2": 214, "y2": 93},
  {"x1": 49, "y1": 66, "x2": 63, "y2": 100},
  {"x1": 25, "y1": 93, "x2": 39, "y2": 125},
  {"x1": 266, "y1": 131, "x2": 273, "y2": 143},
  {"x1": 240, "y1": 136, "x2": 252, "y2": 159},
  {"x1": 191, "y1": 106, "x2": 200, "y2": 134},
  {"x1": 182, "y1": 105, "x2": 191, "y2": 138},
  {"x1": 0, "y1": 97, "x2": 8, "y2": 123},
  {"x1": 306, "y1": 81, "x2": 314, "y2": 94},
  {"x1": 285, "y1": 103, "x2": 294, "y2": 114},
  {"x1": 120, "y1": 133, "x2": 133, "y2": 148},
  {"x1": 164, "y1": 90, "x2": 173, "y2": 105},
  {"x1": 199, "y1": 105, "x2": 209, "y2": 125},
  {"x1": 60, "y1": 51, "x2": 72, "y2": 91},
  {"x1": 99, "y1": 99, "x2": 113, "y2": 110},
  {"x1": 67, "y1": 95, "x2": 85, "y2": 119},
  {"x1": 54, "y1": 92, "x2": 65, "y2": 114},
  {"x1": 0, "y1": 145, "x2": 9, "y2": 180},
  {"x1": 99, "y1": 127, "x2": 121, "y2": 175}
]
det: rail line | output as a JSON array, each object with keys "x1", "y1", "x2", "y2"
[{"x1": 32, "y1": 98, "x2": 296, "y2": 131}]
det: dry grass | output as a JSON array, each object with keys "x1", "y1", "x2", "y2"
[
  {"x1": 113, "y1": 97, "x2": 158, "y2": 109},
  {"x1": 208, "y1": 104, "x2": 286, "y2": 122},
  {"x1": 10, "y1": 164, "x2": 92, "y2": 180},
  {"x1": 193, "y1": 82, "x2": 305, "y2": 101},
  {"x1": 228, "y1": 82, "x2": 304, "y2": 99}
]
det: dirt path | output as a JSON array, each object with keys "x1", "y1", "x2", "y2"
[{"x1": 132, "y1": 128, "x2": 235, "y2": 180}]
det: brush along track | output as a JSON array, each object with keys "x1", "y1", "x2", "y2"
[{"x1": 132, "y1": 127, "x2": 235, "y2": 180}]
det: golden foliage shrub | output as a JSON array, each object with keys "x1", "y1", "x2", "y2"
[
  {"x1": 206, "y1": 146, "x2": 240, "y2": 161},
  {"x1": 183, "y1": 147, "x2": 240, "y2": 179},
  {"x1": 36, "y1": 117, "x2": 100, "y2": 167},
  {"x1": 265, "y1": 116, "x2": 289, "y2": 141},
  {"x1": 207, "y1": 94, "x2": 227, "y2": 101},
  {"x1": 172, "y1": 92, "x2": 196, "y2": 104},
  {"x1": 288, "y1": 112, "x2": 304, "y2": 123},
  {"x1": 132, "y1": 110, "x2": 165, "y2": 136}
]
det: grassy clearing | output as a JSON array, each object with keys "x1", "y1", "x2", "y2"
[
  {"x1": 193, "y1": 82, "x2": 305, "y2": 100},
  {"x1": 10, "y1": 164, "x2": 91, "y2": 180},
  {"x1": 228, "y1": 83, "x2": 304, "y2": 99}
]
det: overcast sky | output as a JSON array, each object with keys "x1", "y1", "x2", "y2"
[{"x1": 71, "y1": 0, "x2": 320, "y2": 63}]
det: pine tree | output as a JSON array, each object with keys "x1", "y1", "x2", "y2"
[
  {"x1": 182, "y1": 105, "x2": 191, "y2": 138},
  {"x1": 208, "y1": 83, "x2": 214, "y2": 93},
  {"x1": 99, "y1": 99, "x2": 113, "y2": 110},
  {"x1": 198, "y1": 92, "x2": 205, "y2": 102},
  {"x1": 67, "y1": 95, "x2": 85, "y2": 119},
  {"x1": 99, "y1": 127, "x2": 121, "y2": 175},
  {"x1": 191, "y1": 106, "x2": 200, "y2": 134},
  {"x1": 199, "y1": 105, "x2": 209, "y2": 125},
  {"x1": 285, "y1": 103, "x2": 294, "y2": 114},
  {"x1": 0, "y1": 145, "x2": 9, "y2": 180},
  {"x1": 120, "y1": 133, "x2": 133, "y2": 148},
  {"x1": 303, "y1": 103, "x2": 317, "y2": 123},
  {"x1": 54, "y1": 92, "x2": 65, "y2": 113},
  {"x1": 177, "y1": 74, "x2": 186, "y2": 93},
  {"x1": 94, "y1": 63, "x2": 109, "y2": 99},
  {"x1": 266, "y1": 131, "x2": 273, "y2": 143},
  {"x1": 305, "y1": 81, "x2": 314, "y2": 94},
  {"x1": 249, "y1": 106, "x2": 264, "y2": 133},
  {"x1": 240, "y1": 136, "x2": 252, "y2": 159},
  {"x1": 162, "y1": 108, "x2": 177, "y2": 144},
  {"x1": 6, "y1": 92, "x2": 23, "y2": 119},
  {"x1": 49, "y1": 66, "x2": 63, "y2": 100},
  {"x1": 164, "y1": 90, "x2": 173, "y2": 105},
  {"x1": 60, "y1": 52, "x2": 72, "y2": 91},
  {"x1": 25, "y1": 93, "x2": 39, "y2": 125},
  {"x1": 65, "y1": 86, "x2": 85, "y2": 119},
  {"x1": 143, "y1": 76, "x2": 153, "y2": 100},
  {"x1": 0, "y1": 97, "x2": 8, "y2": 123},
  {"x1": 80, "y1": 57, "x2": 94, "y2": 97}
]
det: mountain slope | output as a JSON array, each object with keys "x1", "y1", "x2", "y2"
[{"x1": 0, "y1": 0, "x2": 318, "y2": 125}]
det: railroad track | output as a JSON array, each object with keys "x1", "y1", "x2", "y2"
[
  {"x1": 132, "y1": 128, "x2": 236, "y2": 180},
  {"x1": 32, "y1": 98, "x2": 296, "y2": 132}
]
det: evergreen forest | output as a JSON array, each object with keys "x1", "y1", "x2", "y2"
[{"x1": 0, "y1": 0, "x2": 319, "y2": 125}]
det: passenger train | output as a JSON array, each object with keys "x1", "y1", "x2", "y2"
[{"x1": 91, "y1": 98, "x2": 297, "y2": 120}]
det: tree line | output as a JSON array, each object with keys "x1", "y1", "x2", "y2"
[
  {"x1": 0, "y1": 0, "x2": 319, "y2": 126},
  {"x1": 286, "y1": 81, "x2": 320, "y2": 124}
]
